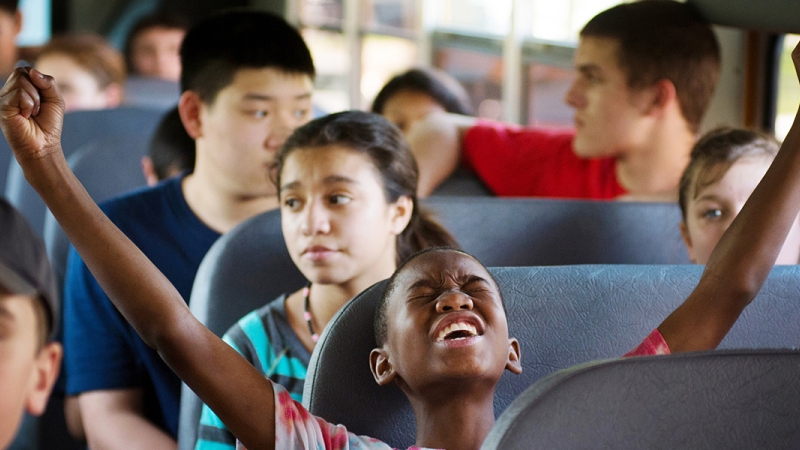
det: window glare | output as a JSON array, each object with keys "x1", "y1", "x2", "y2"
[
  {"x1": 776, "y1": 35, "x2": 800, "y2": 141},
  {"x1": 434, "y1": 0, "x2": 512, "y2": 36}
]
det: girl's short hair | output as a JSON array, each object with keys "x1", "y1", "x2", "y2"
[
  {"x1": 678, "y1": 127, "x2": 779, "y2": 220},
  {"x1": 273, "y1": 110, "x2": 459, "y2": 264},
  {"x1": 371, "y1": 68, "x2": 473, "y2": 116},
  {"x1": 37, "y1": 33, "x2": 126, "y2": 89}
]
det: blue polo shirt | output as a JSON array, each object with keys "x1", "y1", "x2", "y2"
[{"x1": 63, "y1": 176, "x2": 220, "y2": 436}]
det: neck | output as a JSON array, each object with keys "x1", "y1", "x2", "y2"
[
  {"x1": 182, "y1": 172, "x2": 278, "y2": 234},
  {"x1": 408, "y1": 382, "x2": 497, "y2": 450},
  {"x1": 615, "y1": 115, "x2": 694, "y2": 202}
]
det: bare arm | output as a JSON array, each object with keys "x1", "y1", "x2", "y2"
[
  {"x1": 659, "y1": 44, "x2": 800, "y2": 353},
  {"x1": 0, "y1": 69, "x2": 276, "y2": 450},
  {"x1": 79, "y1": 389, "x2": 176, "y2": 450},
  {"x1": 406, "y1": 113, "x2": 476, "y2": 197}
]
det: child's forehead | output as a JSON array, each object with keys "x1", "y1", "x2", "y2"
[{"x1": 391, "y1": 251, "x2": 494, "y2": 298}]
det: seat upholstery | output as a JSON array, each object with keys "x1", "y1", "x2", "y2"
[
  {"x1": 177, "y1": 210, "x2": 307, "y2": 450},
  {"x1": 3, "y1": 107, "x2": 166, "y2": 236},
  {"x1": 482, "y1": 349, "x2": 800, "y2": 450},
  {"x1": 44, "y1": 135, "x2": 150, "y2": 294},
  {"x1": 424, "y1": 197, "x2": 691, "y2": 266},
  {"x1": 303, "y1": 264, "x2": 800, "y2": 448}
]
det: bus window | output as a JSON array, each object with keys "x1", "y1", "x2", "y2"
[{"x1": 775, "y1": 34, "x2": 800, "y2": 140}]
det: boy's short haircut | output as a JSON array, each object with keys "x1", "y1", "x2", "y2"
[
  {"x1": 124, "y1": 11, "x2": 190, "y2": 74},
  {"x1": 678, "y1": 127, "x2": 780, "y2": 220},
  {"x1": 179, "y1": 9, "x2": 315, "y2": 104},
  {"x1": 580, "y1": 0, "x2": 720, "y2": 133},
  {"x1": 371, "y1": 68, "x2": 473, "y2": 116},
  {"x1": 0, "y1": 199, "x2": 58, "y2": 347},
  {"x1": 0, "y1": 0, "x2": 17, "y2": 14},
  {"x1": 148, "y1": 107, "x2": 195, "y2": 180},
  {"x1": 374, "y1": 247, "x2": 502, "y2": 347},
  {"x1": 38, "y1": 33, "x2": 126, "y2": 89}
]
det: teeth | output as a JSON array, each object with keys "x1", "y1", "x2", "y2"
[{"x1": 436, "y1": 321, "x2": 478, "y2": 342}]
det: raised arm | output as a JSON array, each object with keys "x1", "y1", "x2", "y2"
[
  {"x1": 658, "y1": 44, "x2": 800, "y2": 353},
  {"x1": 406, "y1": 112, "x2": 476, "y2": 197},
  {"x1": 0, "y1": 68, "x2": 276, "y2": 450}
]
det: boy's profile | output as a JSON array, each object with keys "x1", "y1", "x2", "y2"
[
  {"x1": 59, "y1": 10, "x2": 315, "y2": 448},
  {"x1": 410, "y1": 0, "x2": 719, "y2": 201},
  {"x1": 3, "y1": 36, "x2": 800, "y2": 446},
  {"x1": 0, "y1": 199, "x2": 62, "y2": 449}
]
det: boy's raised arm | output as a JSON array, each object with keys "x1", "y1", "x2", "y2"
[
  {"x1": 0, "y1": 68, "x2": 276, "y2": 450},
  {"x1": 659, "y1": 44, "x2": 800, "y2": 353}
]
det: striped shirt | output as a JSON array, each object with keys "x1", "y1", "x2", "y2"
[{"x1": 195, "y1": 294, "x2": 311, "y2": 450}]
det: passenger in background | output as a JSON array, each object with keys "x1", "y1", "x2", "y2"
[
  {"x1": 60, "y1": 11, "x2": 315, "y2": 449},
  {"x1": 0, "y1": 0, "x2": 21, "y2": 79},
  {"x1": 0, "y1": 200, "x2": 62, "y2": 449},
  {"x1": 408, "y1": 1, "x2": 720, "y2": 201},
  {"x1": 679, "y1": 128, "x2": 800, "y2": 264},
  {"x1": 124, "y1": 12, "x2": 189, "y2": 82},
  {"x1": 195, "y1": 110, "x2": 458, "y2": 450},
  {"x1": 142, "y1": 107, "x2": 195, "y2": 186},
  {"x1": 371, "y1": 67, "x2": 472, "y2": 135},
  {"x1": 34, "y1": 33, "x2": 125, "y2": 111},
  {"x1": 372, "y1": 68, "x2": 490, "y2": 196}
]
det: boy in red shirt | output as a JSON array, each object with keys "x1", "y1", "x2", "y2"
[{"x1": 411, "y1": 1, "x2": 719, "y2": 202}]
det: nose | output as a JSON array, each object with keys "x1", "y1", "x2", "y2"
[
  {"x1": 435, "y1": 290, "x2": 474, "y2": 313},
  {"x1": 564, "y1": 77, "x2": 585, "y2": 109},
  {"x1": 265, "y1": 111, "x2": 298, "y2": 151},
  {"x1": 299, "y1": 199, "x2": 331, "y2": 236}
]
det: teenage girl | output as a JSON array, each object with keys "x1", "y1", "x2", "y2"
[{"x1": 194, "y1": 110, "x2": 458, "y2": 449}]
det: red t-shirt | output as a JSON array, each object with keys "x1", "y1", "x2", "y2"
[{"x1": 462, "y1": 121, "x2": 627, "y2": 199}]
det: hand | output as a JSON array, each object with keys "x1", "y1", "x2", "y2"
[{"x1": 0, "y1": 67, "x2": 65, "y2": 163}]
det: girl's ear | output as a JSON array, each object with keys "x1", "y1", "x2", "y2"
[
  {"x1": 370, "y1": 348, "x2": 397, "y2": 386},
  {"x1": 178, "y1": 91, "x2": 204, "y2": 140},
  {"x1": 505, "y1": 338, "x2": 522, "y2": 374},
  {"x1": 679, "y1": 221, "x2": 698, "y2": 263},
  {"x1": 26, "y1": 342, "x2": 63, "y2": 416},
  {"x1": 389, "y1": 195, "x2": 413, "y2": 235}
]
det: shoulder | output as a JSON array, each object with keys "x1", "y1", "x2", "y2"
[{"x1": 99, "y1": 176, "x2": 184, "y2": 221}]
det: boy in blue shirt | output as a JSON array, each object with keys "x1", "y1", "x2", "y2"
[{"x1": 61, "y1": 10, "x2": 315, "y2": 448}]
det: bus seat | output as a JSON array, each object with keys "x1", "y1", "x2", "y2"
[
  {"x1": 3, "y1": 107, "x2": 165, "y2": 236},
  {"x1": 177, "y1": 209, "x2": 307, "y2": 450},
  {"x1": 123, "y1": 76, "x2": 181, "y2": 110},
  {"x1": 689, "y1": 0, "x2": 800, "y2": 33},
  {"x1": 303, "y1": 264, "x2": 800, "y2": 448},
  {"x1": 0, "y1": 144, "x2": 10, "y2": 198},
  {"x1": 482, "y1": 349, "x2": 800, "y2": 450},
  {"x1": 424, "y1": 197, "x2": 691, "y2": 266},
  {"x1": 43, "y1": 135, "x2": 150, "y2": 294}
]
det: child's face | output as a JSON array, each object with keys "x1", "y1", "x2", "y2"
[
  {"x1": 0, "y1": 292, "x2": 62, "y2": 449},
  {"x1": 280, "y1": 146, "x2": 412, "y2": 290},
  {"x1": 371, "y1": 250, "x2": 521, "y2": 393},
  {"x1": 130, "y1": 26, "x2": 185, "y2": 82},
  {"x1": 35, "y1": 53, "x2": 118, "y2": 112},
  {"x1": 682, "y1": 156, "x2": 800, "y2": 265},
  {"x1": 190, "y1": 68, "x2": 313, "y2": 199},
  {"x1": 381, "y1": 90, "x2": 446, "y2": 135}
]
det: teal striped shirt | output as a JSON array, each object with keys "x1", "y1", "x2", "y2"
[{"x1": 194, "y1": 294, "x2": 310, "y2": 450}]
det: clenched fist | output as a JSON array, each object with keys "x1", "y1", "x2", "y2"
[{"x1": 0, "y1": 67, "x2": 65, "y2": 165}]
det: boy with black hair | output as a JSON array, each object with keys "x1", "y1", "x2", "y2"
[
  {"x1": 61, "y1": 10, "x2": 315, "y2": 448},
  {"x1": 0, "y1": 199, "x2": 62, "y2": 449},
  {"x1": 411, "y1": 0, "x2": 720, "y2": 202},
  {"x1": 4, "y1": 41, "x2": 800, "y2": 447}
]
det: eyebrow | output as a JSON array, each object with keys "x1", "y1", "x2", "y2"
[
  {"x1": 576, "y1": 64, "x2": 603, "y2": 78},
  {"x1": 694, "y1": 193, "x2": 724, "y2": 203},
  {"x1": 406, "y1": 274, "x2": 490, "y2": 292},
  {"x1": 243, "y1": 92, "x2": 312, "y2": 102},
  {"x1": 280, "y1": 175, "x2": 360, "y2": 192}
]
